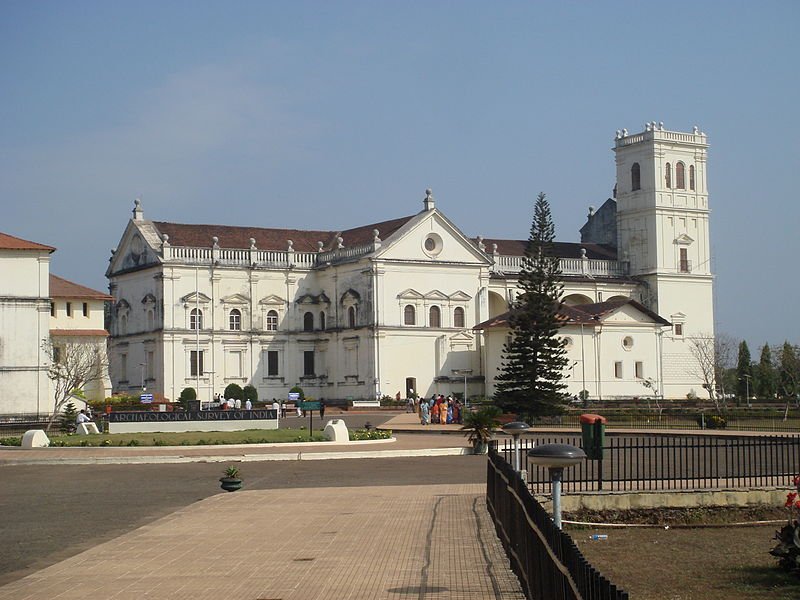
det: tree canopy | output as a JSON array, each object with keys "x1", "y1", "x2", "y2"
[{"x1": 494, "y1": 192, "x2": 568, "y2": 419}]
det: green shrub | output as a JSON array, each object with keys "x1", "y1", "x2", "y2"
[
  {"x1": 0, "y1": 437, "x2": 21, "y2": 446},
  {"x1": 243, "y1": 385, "x2": 258, "y2": 403},
  {"x1": 697, "y1": 414, "x2": 727, "y2": 429},
  {"x1": 224, "y1": 383, "x2": 244, "y2": 400},
  {"x1": 60, "y1": 402, "x2": 78, "y2": 433},
  {"x1": 179, "y1": 387, "x2": 197, "y2": 401}
]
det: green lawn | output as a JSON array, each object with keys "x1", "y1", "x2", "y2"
[{"x1": 46, "y1": 428, "x2": 329, "y2": 447}]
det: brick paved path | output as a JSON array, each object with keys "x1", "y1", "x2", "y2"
[{"x1": 0, "y1": 484, "x2": 524, "y2": 600}]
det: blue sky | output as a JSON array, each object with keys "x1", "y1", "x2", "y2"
[{"x1": 2, "y1": 1, "x2": 797, "y2": 350}]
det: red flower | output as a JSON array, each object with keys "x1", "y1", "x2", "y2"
[
  {"x1": 795, "y1": 500, "x2": 800, "y2": 509},
  {"x1": 793, "y1": 475, "x2": 800, "y2": 487},
  {"x1": 786, "y1": 492, "x2": 798, "y2": 507}
]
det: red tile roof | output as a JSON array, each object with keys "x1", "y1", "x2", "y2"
[
  {"x1": 152, "y1": 214, "x2": 417, "y2": 253},
  {"x1": 0, "y1": 231, "x2": 55, "y2": 252},
  {"x1": 50, "y1": 274, "x2": 113, "y2": 300},
  {"x1": 474, "y1": 298, "x2": 670, "y2": 330},
  {"x1": 50, "y1": 329, "x2": 109, "y2": 336}
]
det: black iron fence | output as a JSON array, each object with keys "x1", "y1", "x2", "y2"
[
  {"x1": 499, "y1": 434, "x2": 800, "y2": 493},
  {"x1": 535, "y1": 412, "x2": 800, "y2": 432},
  {"x1": 487, "y1": 447, "x2": 629, "y2": 600}
]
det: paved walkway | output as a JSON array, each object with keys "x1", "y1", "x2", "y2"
[{"x1": 0, "y1": 484, "x2": 525, "y2": 600}]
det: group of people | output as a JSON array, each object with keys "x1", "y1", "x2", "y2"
[
  {"x1": 214, "y1": 395, "x2": 253, "y2": 411},
  {"x1": 417, "y1": 395, "x2": 463, "y2": 426}
]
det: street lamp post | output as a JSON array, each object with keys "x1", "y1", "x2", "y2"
[
  {"x1": 742, "y1": 374, "x2": 752, "y2": 408},
  {"x1": 502, "y1": 421, "x2": 531, "y2": 478},
  {"x1": 528, "y1": 444, "x2": 586, "y2": 529},
  {"x1": 452, "y1": 368, "x2": 473, "y2": 408}
]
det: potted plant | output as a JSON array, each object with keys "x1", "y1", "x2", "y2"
[
  {"x1": 219, "y1": 465, "x2": 243, "y2": 492},
  {"x1": 461, "y1": 406, "x2": 501, "y2": 454}
]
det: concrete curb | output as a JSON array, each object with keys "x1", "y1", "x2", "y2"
[{"x1": 0, "y1": 446, "x2": 473, "y2": 466}]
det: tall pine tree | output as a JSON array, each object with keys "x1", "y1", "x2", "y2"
[
  {"x1": 495, "y1": 192, "x2": 568, "y2": 419},
  {"x1": 735, "y1": 340, "x2": 753, "y2": 403},
  {"x1": 755, "y1": 343, "x2": 777, "y2": 401}
]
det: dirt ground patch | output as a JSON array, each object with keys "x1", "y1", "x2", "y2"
[{"x1": 565, "y1": 506, "x2": 800, "y2": 600}]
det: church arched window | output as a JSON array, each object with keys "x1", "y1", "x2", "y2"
[
  {"x1": 665, "y1": 163, "x2": 671, "y2": 189},
  {"x1": 453, "y1": 307, "x2": 465, "y2": 328},
  {"x1": 303, "y1": 311, "x2": 314, "y2": 331},
  {"x1": 429, "y1": 305, "x2": 441, "y2": 328},
  {"x1": 266, "y1": 310, "x2": 278, "y2": 331},
  {"x1": 676, "y1": 162, "x2": 686, "y2": 189},
  {"x1": 404, "y1": 305, "x2": 416, "y2": 326},
  {"x1": 319, "y1": 311, "x2": 326, "y2": 331},
  {"x1": 190, "y1": 308, "x2": 203, "y2": 330},
  {"x1": 689, "y1": 165, "x2": 695, "y2": 191},
  {"x1": 631, "y1": 162, "x2": 641, "y2": 191},
  {"x1": 229, "y1": 309, "x2": 241, "y2": 331},
  {"x1": 348, "y1": 306, "x2": 356, "y2": 328}
]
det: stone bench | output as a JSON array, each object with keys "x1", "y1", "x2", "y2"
[{"x1": 351, "y1": 400, "x2": 381, "y2": 408}]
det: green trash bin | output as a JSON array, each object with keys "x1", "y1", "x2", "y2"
[{"x1": 579, "y1": 413, "x2": 607, "y2": 460}]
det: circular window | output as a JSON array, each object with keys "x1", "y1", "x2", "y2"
[
  {"x1": 422, "y1": 233, "x2": 443, "y2": 257},
  {"x1": 563, "y1": 336, "x2": 573, "y2": 348},
  {"x1": 622, "y1": 336, "x2": 634, "y2": 350}
]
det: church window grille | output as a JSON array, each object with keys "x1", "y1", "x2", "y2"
[
  {"x1": 689, "y1": 165, "x2": 695, "y2": 190},
  {"x1": 404, "y1": 305, "x2": 416, "y2": 326},
  {"x1": 190, "y1": 350, "x2": 205, "y2": 376},
  {"x1": 190, "y1": 308, "x2": 203, "y2": 330},
  {"x1": 674, "y1": 323, "x2": 683, "y2": 337},
  {"x1": 348, "y1": 306, "x2": 356, "y2": 328},
  {"x1": 303, "y1": 351, "x2": 315, "y2": 376},
  {"x1": 229, "y1": 309, "x2": 242, "y2": 331},
  {"x1": 266, "y1": 310, "x2": 278, "y2": 331},
  {"x1": 676, "y1": 162, "x2": 686, "y2": 189},
  {"x1": 429, "y1": 305, "x2": 441, "y2": 328},
  {"x1": 631, "y1": 163, "x2": 641, "y2": 191},
  {"x1": 679, "y1": 248, "x2": 690, "y2": 273},
  {"x1": 267, "y1": 351, "x2": 279, "y2": 376},
  {"x1": 453, "y1": 307, "x2": 465, "y2": 328},
  {"x1": 303, "y1": 311, "x2": 314, "y2": 332},
  {"x1": 665, "y1": 163, "x2": 671, "y2": 189}
]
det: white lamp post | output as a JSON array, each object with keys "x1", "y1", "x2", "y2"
[
  {"x1": 501, "y1": 421, "x2": 531, "y2": 476},
  {"x1": 528, "y1": 443, "x2": 586, "y2": 529}
]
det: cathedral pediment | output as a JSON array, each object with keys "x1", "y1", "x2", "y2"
[
  {"x1": 674, "y1": 234, "x2": 694, "y2": 245},
  {"x1": 397, "y1": 289, "x2": 424, "y2": 300},
  {"x1": 180, "y1": 291, "x2": 212, "y2": 304},
  {"x1": 449, "y1": 290, "x2": 472, "y2": 301},
  {"x1": 221, "y1": 293, "x2": 250, "y2": 305},
  {"x1": 424, "y1": 290, "x2": 448, "y2": 301},
  {"x1": 259, "y1": 294, "x2": 285, "y2": 306}
]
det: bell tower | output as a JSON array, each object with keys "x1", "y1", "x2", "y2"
[{"x1": 613, "y1": 122, "x2": 714, "y2": 398}]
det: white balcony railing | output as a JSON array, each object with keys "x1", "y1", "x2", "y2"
[{"x1": 492, "y1": 255, "x2": 628, "y2": 278}]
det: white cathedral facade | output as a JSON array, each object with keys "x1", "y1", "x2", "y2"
[{"x1": 106, "y1": 125, "x2": 713, "y2": 404}]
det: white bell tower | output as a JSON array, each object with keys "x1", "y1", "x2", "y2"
[{"x1": 613, "y1": 122, "x2": 714, "y2": 398}]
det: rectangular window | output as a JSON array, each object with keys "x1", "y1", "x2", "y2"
[
  {"x1": 635, "y1": 361, "x2": 644, "y2": 379},
  {"x1": 614, "y1": 361, "x2": 623, "y2": 379},
  {"x1": 679, "y1": 248, "x2": 690, "y2": 273},
  {"x1": 267, "y1": 351, "x2": 279, "y2": 376},
  {"x1": 190, "y1": 350, "x2": 204, "y2": 377},
  {"x1": 674, "y1": 323, "x2": 683, "y2": 336},
  {"x1": 303, "y1": 351, "x2": 315, "y2": 376},
  {"x1": 66, "y1": 302, "x2": 72, "y2": 317},
  {"x1": 82, "y1": 302, "x2": 89, "y2": 317},
  {"x1": 50, "y1": 302, "x2": 55, "y2": 317}
]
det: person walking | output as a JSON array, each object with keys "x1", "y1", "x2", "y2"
[
  {"x1": 245, "y1": 398, "x2": 252, "y2": 410},
  {"x1": 319, "y1": 399, "x2": 326, "y2": 420},
  {"x1": 420, "y1": 400, "x2": 429, "y2": 425}
]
